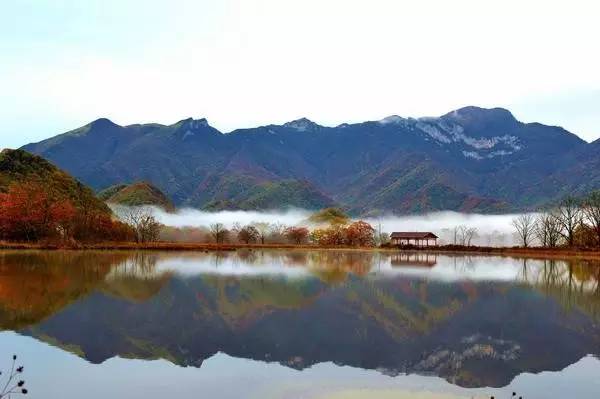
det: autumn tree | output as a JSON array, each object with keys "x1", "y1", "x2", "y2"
[
  {"x1": 310, "y1": 225, "x2": 346, "y2": 246},
  {"x1": 0, "y1": 182, "x2": 76, "y2": 242},
  {"x1": 237, "y1": 225, "x2": 259, "y2": 244},
  {"x1": 345, "y1": 221, "x2": 375, "y2": 247},
  {"x1": 573, "y1": 223, "x2": 598, "y2": 247},
  {"x1": 284, "y1": 226, "x2": 309, "y2": 244}
]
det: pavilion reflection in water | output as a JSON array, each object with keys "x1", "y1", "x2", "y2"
[{"x1": 390, "y1": 252, "x2": 438, "y2": 267}]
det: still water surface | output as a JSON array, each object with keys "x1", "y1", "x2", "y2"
[{"x1": 0, "y1": 250, "x2": 599, "y2": 398}]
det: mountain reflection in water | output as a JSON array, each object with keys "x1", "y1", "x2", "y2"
[{"x1": 0, "y1": 250, "x2": 599, "y2": 392}]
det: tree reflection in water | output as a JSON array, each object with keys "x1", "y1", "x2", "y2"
[{"x1": 0, "y1": 250, "x2": 599, "y2": 390}]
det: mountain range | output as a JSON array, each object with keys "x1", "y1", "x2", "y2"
[{"x1": 22, "y1": 106, "x2": 600, "y2": 214}]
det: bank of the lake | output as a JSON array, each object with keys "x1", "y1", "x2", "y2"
[{"x1": 2, "y1": 240, "x2": 600, "y2": 261}]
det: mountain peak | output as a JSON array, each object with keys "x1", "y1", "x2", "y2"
[
  {"x1": 89, "y1": 118, "x2": 119, "y2": 129},
  {"x1": 174, "y1": 117, "x2": 221, "y2": 140},
  {"x1": 444, "y1": 106, "x2": 517, "y2": 123},
  {"x1": 283, "y1": 118, "x2": 321, "y2": 131},
  {"x1": 378, "y1": 115, "x2": 406, "y2": 125},
  {"x1": 441, "y1": 106, "x2": 519, "y2": 133},
  {"x1": 177, "y1": 117, "x2": 210, "y2": 129}
]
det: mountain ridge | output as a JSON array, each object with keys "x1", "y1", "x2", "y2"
[{"x1": 22, "y1": 106, "x2": 599, "y2": 214}]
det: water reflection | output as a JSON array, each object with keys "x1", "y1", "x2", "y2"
[
  {"x1": 0, "y1": 250, "x2": 599, "y2": 391},
  {"x1": 391, "y1": 252, "x2": 438, "y2": 267}
]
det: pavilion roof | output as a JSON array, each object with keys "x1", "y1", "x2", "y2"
[{"x1": 390, "y1": 232, "x2": 438, "y2": 239}]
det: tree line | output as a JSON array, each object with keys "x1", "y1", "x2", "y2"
[
  {"x1": 512, "y1": 191, "x2": 600, "y2": 248},
  {"x1": 155, "y1": 207, "x2": 388, "y2": 247},
  {"x1": 0, "y1": 184, "x2": 384, "y2": 247},
  {"x1": 162, "y1": 219, "x2": 383, "y2": 247}
]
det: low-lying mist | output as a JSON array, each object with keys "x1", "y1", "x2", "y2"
[{"x1": 145, "y1": 207, "x2": 522, "y2": 246}]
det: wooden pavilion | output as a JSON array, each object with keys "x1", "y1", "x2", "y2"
[{"x1": 390, "y1": 232, "x2": 438, "y2": 247}]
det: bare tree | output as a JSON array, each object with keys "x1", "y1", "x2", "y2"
[
  {"x1": 512, "y1": 214, "x2": 536, "y2": 247},
  {"x1": 230, "y1": 222, "x2": 242, "y2": 240},
  {"x1": 284, "y1": 226, "x2": 309, "y2": 244},
  {"x1": 583, "y1": 191, "x2": 600, "y2": 248},
  {"x1": 209, "y1": 223, "x2": 229, "y2": 244},
  {"x1": 463, "y1": 227, "x2": 478, "y2": 246},
  {"x1": 452, "y1": 226, "x2": 463, "y2": 245},
  {"x1": 116, "y1": 206, "x2": 161, "y2": 243},
  {"x1": 554, "y1": 196, "x2": 583, "y2": 247},
  {"x1": 453, "y1": 225, "x2": 477, "y2": 246},
  {"x1": 268, "y1": 222, "x2": 287, "y2": 243},
  {"x1": 535, "y1": 212, "x2": 562, "y2": 248},
  {"x1": 373, "y1": 222, "x2": 390, "y2": 246},
  {"x1": 252, "y1": 222, "x2": 271, "y2": 244}
]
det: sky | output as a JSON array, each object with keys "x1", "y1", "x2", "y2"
[{"x1": 1, "y1": 0, "x2": 599, "y2": 150}]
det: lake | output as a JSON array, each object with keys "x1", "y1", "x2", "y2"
[{"x1": 0, "y1": 250, "x2": 599, "y2": 398}]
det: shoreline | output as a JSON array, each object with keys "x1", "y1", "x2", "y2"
[{"x1": 1, "y1": 241, "x2": 600, "y2": 260}]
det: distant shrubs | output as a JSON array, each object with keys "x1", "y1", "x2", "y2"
[
  {"x1": 156, "y1": 219, "x2": 377, "y2": 247},
  {"x1": 284, "y1": 226, "x2": 310, "y2": 244},
  {"x1": 311, "y1": 221, "x2": 375, "y2": 247}
]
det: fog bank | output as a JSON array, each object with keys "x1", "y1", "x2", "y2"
[{"x1": 147, "y1": 207, "x2": 522, "y2": 246}]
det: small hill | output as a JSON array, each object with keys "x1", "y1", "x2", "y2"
[
  {"x1": 98, "y1": 182, "x2": 174, "y2": 210},
  {"x1": 307, "y1": 208, "x2": 350, "y2": 225},
  {"x1": 0, "y1": 149, "x2": 111, "y2": 216}
]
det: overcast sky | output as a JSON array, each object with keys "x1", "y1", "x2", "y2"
[{"x1": 1, "y1": 0, "x2": 599, "y2": 149}]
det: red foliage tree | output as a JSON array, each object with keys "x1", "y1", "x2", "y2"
[
  {"x1": 0, "y1": 182, "x2": 75, "y2": 241},
  {"x1": 284, "y1": 226, "x2": 309, "y2": 244},
  {"x1": 345, "y1": 221, "x2": 375, "y2": 247}
]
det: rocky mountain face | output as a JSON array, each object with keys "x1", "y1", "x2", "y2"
[{"x1": 22, "y1": 106, "x2": 597, "y2": 214}]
